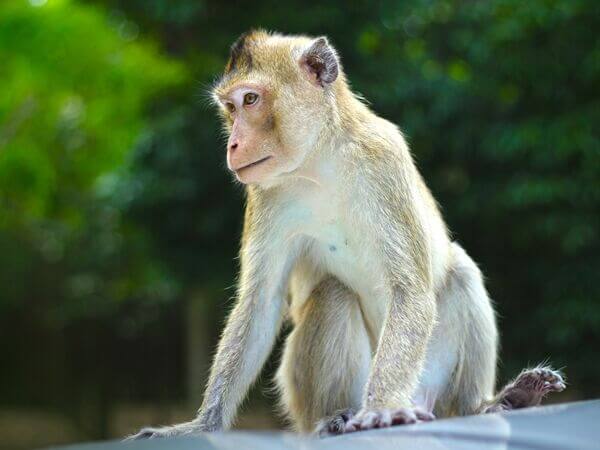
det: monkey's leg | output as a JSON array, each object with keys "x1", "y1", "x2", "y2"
[
  {"x1": 435, "y1": 244, "x2": 565, "y2": 415},
  {"x1": 276, "y1": 277, "x2": 372, "y2": 434},
  {"x1": 483, "y1": 366, "x2": 566, "y2": 413},
  {"x1": 420, "y1": 243, "x2": 498, "y2": 417}
]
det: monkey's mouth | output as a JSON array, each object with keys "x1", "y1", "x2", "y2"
[{"x1": 234, "y1": 155, "x2": 273, "y2": 172}]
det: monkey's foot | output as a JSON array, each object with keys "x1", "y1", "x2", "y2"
[
  {"x1": 486, "y1": 366, "x2": 566, "y2": 413},
  {"x1": 315, "y1": 408, "x2": 356, "y2": 437},
  {"x1": 324, "y1": 407, "x2": 434, "y2": 435}
]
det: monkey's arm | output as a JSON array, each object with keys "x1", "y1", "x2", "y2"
[
  {"x1": 350, "y1": 168, "x2": 437, "y2": 429},
  {"x1": 196, "y1": 209, "x2": 294, "y2": 431},
  {"x1": 358, "y1": 248, "x2": 437, "y2": 427},
  {"x1": 128, "y1": 200, "x2": 293, "y2": 438},
  {"x1": 196, "y1": 274, "x2": 288, "y2": 431},
  {"x1": 364, "y1": 285, "x2": 436, "y2": 409}
]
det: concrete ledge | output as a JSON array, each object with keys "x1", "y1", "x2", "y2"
[{"x1": 48, "y1": 400, "x2": 600, "y2": 450}]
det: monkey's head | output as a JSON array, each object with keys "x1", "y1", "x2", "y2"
[{"x1": 212, "y1": 31, "x2": 342, "y2": 186}]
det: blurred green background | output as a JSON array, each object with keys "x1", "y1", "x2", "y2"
[{"x1": 0, "y1": 0, "x2": 598, "y2": 448}]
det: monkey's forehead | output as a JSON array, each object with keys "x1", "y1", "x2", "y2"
[{"x1": 213, "y1": 31, "x2": 314, "y2": 95}]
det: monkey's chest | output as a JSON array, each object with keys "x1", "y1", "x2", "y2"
[
  {"x1": 300, "y1": 214, "x2": 388, "y2": 327},
  {"x1": 310, "y1": 220, "x2": 387, "y2": 342},
  {"x1": 282, "y1": 191, "x2": 389, "y2": 332}
]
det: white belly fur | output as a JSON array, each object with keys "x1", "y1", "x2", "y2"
[{"x1": 412, "y1": 322, "x2": 459, "y2": 411}]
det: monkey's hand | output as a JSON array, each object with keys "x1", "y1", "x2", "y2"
[
  {"x1": 318, "y1": 407, "x2": 434, "y2": 436},
  {"x1": 124, "y1": 420, "x2": 209, "y2": 440}
]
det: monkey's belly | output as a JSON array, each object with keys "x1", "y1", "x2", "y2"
[{"x1": 413, "y1": 323, "x2": 459, "y2": 410}]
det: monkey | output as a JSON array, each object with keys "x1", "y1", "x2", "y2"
[{"x1": 128, "y1": 30, "x2": 565, "y2": 439}]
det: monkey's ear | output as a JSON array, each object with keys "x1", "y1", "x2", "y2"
[{"x1": 301, "y1": 37, "x2": 339, "y2": 86}]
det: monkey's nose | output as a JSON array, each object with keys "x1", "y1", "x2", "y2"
[{"x1": 229, "y1": 141, "x2": 239, "y2": 152}]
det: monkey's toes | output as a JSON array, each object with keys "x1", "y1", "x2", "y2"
[
  {"x1": 316, "y1": 408, "x2": 355, "y2": 437},
  {"x1": 491, "y1": 366, "x2": 567, "y2": 410}
]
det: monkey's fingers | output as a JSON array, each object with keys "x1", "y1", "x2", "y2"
[
  {"x1": 414, "y1": 408, "x2": 436, "y2": 422},
  {"x1": 342, "y1": 407, "x2": 434, "y2": 434},
  {"x1": 389, "y1": 408, "x2": 418, "y2": 426},
  {"x1": 123, "y1": 421, "x2": 201, "y2": 440},
  {"x1": 344, "y1": 410, "x2": 388, "y2": 432},
  {"x1": 124, "y1": 427, "x2": 165, "y2": 440}
]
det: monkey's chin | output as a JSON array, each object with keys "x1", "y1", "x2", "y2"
[
  {"x1": 233, "y1": 156, "x2": 273, "y2": 184},
  {"x1": 233, "y1": 166, "x2": 264, "y2": 184}
]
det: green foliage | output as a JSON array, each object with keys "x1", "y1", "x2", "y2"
[{"x1": 0, "y1": 0, "x2": 186, "y2": 318}]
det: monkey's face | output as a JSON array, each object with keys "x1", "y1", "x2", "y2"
[
  {"x1": 213, "y1": 31, "x2": 340, "y2": 186},
  {"x1": 216, "y1": 81, "x2": 288, "y2": 185}
]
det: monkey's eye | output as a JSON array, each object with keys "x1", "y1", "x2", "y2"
[
  {"x1": 243, "y1": 92, "x2": 259, "y2": 106},
  {"x1": 225, "y1": 102, "x2": 235, "y2": 113}
]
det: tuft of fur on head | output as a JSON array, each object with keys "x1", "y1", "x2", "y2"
[
  {"x1": 212, "y1": 30, "x2": 348, "y2": 103},
  {"x1": 224, "y1": 29, "x2": 266, "y2": 75}
]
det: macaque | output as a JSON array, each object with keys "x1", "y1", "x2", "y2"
[{"x1": 129, "y1": 31, "x2": 565, "y2": 439}]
